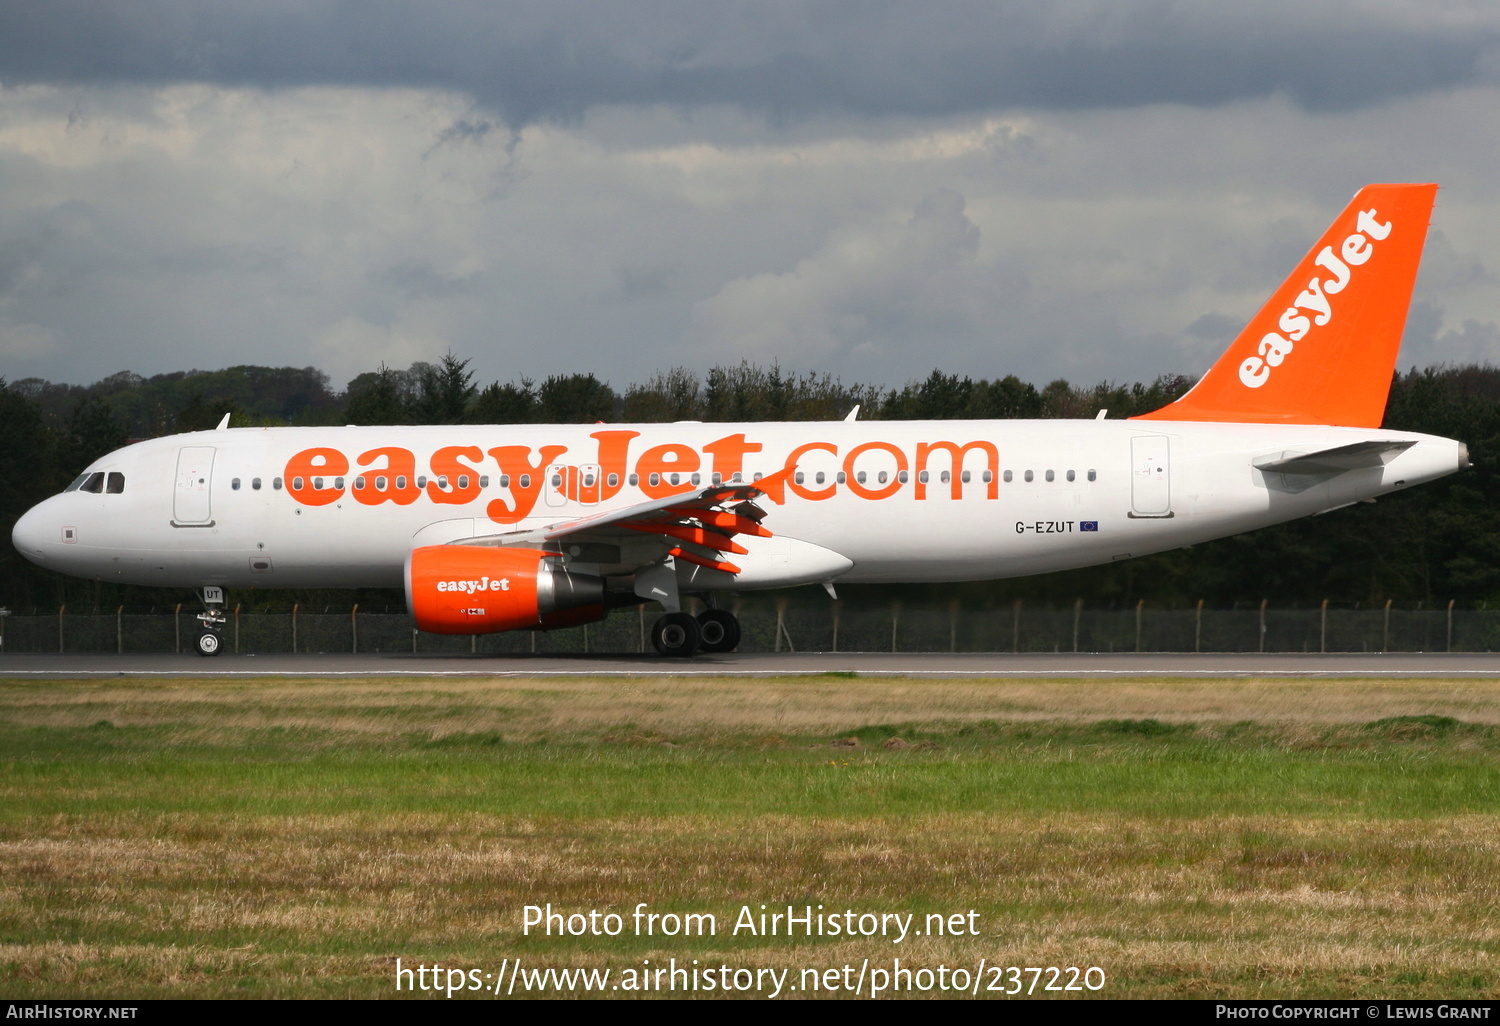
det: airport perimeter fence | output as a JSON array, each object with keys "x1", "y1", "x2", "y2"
[{"x1": 0, "y1": 598, "x2": 1495, "y2": 655}]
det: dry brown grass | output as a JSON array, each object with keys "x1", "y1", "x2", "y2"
[{"x1": 4, "y1": 674, "x2": 1500, "y2": 738}]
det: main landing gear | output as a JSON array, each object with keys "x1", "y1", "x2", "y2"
[
  {"x1": 194, "y1": 586, "x2": 227, "y2": 657},
  {"x1": 650, "y1": 608, "x2": 742, "y2": 657}
]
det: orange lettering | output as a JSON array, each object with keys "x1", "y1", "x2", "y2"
[
  {"x1": 352, "y1": 447, "x2": 421, "y2": 505},
  {"x1": 426, "y1": 446, "x2": 485, "y2": 505},
  {"x1": 842, "y1": 442, "x2": 906, "y2": 500},
  {"x1": 284, "y1": 448, "x2": 349, "y2": 506},
  {"x1": 785, "y1": 441, "x2": 838, "y2": 500},
  {"x1": 486, "y1": 445, "x2": 567, "y2": 524},
  {"x1": 703, "y1": 433, "x2": 763, "y2": 482},
  {"x1": 636, "y1": 443, "x2": 699, "y2": 498},
  {"x1": 914, "y1": 441, "x2": 999, "y2": 499}
]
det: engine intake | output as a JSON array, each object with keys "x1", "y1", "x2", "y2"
[{"x1": 406, "y1": 545, "x2": 606, "y2": 634}]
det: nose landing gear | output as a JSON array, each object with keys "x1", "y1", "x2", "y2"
[{"x1": 194, "y1": 586, "x2": 227, "y2": 657}]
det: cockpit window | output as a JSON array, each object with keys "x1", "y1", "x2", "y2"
[
  {"x1": 79, "y1": 472, "x2": 105, "y2": 494},
  {"x1": 106, "y1": 472, "x2": 125, "y2": 494},
  {"x1": 64, "y1": 474, "x2": 89, "y2": 492}
]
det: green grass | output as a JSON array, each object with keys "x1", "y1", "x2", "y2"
[{"x1": 1, "y1": 675, "x2": 1499, "y2": 999}]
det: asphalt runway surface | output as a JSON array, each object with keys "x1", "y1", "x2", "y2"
[{"x1": 4, "y1": 651, "x2": 1500, "y2": 677}]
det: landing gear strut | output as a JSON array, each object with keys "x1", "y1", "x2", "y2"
[{"x1": 194, "y1": 586, "x2": 227, "y2": 657}]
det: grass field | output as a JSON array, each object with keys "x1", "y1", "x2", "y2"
[{"x1": 1, "y1": 673, "x2": 1499, "y2": 999}]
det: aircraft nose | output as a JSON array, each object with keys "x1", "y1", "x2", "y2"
[{"x1": 11, "y1": 502, "x2": 50, "y2": 564}]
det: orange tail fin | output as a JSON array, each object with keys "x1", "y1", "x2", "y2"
[{"x1": 1135, "y1": 183, "x2": 1437, "y2": 427}]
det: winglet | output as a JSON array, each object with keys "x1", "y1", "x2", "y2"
[
  {"x1": 752, "y1": 465, "x2": 796, "y2": 506},
  {"x1": 1135, "y1": 184, "x2": 1437, "y2": 427}
]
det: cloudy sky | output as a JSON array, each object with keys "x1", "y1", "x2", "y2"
[{"x1": 3, "y1": 1, "x2": 1500, "y2": 394}]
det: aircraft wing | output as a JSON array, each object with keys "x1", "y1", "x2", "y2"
[{"x1": 461, "y1": 467, "x2": 794, "y2": 574}]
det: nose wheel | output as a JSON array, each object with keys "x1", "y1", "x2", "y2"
[{"x1": 194, "y1": 586, "x2": 227, "y2": 657}]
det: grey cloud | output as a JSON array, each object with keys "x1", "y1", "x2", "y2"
[{"x1": 1, "y1": 2, "x2": 1496, "y2": 125}]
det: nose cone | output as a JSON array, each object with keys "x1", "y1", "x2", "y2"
[{"x1": 11, "y1": 501, "x2": 51, "y2": 565}]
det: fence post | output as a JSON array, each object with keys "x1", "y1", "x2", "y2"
[
  {"x1": 413, "y1": 626, "x2": 418, "y2": 654},
  {"x1": 174, "y1": 603, "x2": 182, "y2": 654},
  {"x1": 1448, "y1": 599, "x2": 1455, "y2": 653},
  {"x1": 948, "y1": 599, "x2": 959, "y2": 654},
  {"x1": 1073, "y1": 598, "x2": 1082, "y2": 653},
  {"x1": 1195, "y1": 599, "x2": 1203, "y2": 653},
  {"x1": 58, "y1": 605, "x2": 65, "y2": 654},
  {"x1": 1012, "y1": 599, "x2": 1021, "y2": 653},
  {"x1": 831, "y1": 601, "x2": 841, "y2": 653},
  {"x1": 638, "y1": 605, "x2": 645, "y2": 653},
  {"x1": 471, "y1": 633, "x2": 477, "y2": 654},
  {"x1": 890, "y1": 601, "x2": 899, "y2": 654},
  {"x1": 351, "y1": 604, "x2": 359, "y2": 654},
  {"x1": 292, "y1": 603, "x2": 299, "y2": 654},
  {"x1": 583, "y1": 623, "x2": 589, "y2": 654},
  {"x1": 116, "y1": 606, "x2": 123, "y2": 654},
  {"x1": 234, "y1": 603, "x2": 241, "y2": 654},
  {"x1": 1135, "y1": 599, "x2": 1144, "y2": 652},
  {"x1": 1320, "y1": 599, "x2": 1328, "y2": 654},
  {"x1": 1383, "y1": 599, "x2": 1391, "y2": 652},
  {"x1": 1258, "y1": 599, "x2": 1267, "y2": 653}
]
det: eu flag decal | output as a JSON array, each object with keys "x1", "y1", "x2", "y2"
[{"x1": 1080, "y1": 521, "x2": 1099, "y2": 532}]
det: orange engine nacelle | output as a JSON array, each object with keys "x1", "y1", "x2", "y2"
[{"x1": 405, "y1": 545, "x2": 607, "y2": 635}]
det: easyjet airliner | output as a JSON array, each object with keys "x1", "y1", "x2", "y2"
[{"x1": 10, "y1": 184, "x2": 1468, "y2": 656}]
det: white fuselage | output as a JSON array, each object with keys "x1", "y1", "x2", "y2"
[{"x1": 10, "y1": 419, "x2": 1466, "y2": 593}]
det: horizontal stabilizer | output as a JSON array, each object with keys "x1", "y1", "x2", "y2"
[{"x1": 1253, "y1": 439, "x2": 1415, "y2": 475}]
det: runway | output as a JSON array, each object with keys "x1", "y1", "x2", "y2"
[{"x1": 4, "y1": 650, "x2": 1500, "y2": 677}]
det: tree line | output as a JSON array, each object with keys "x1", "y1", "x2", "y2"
[{"x1": 4, "y1": 358, "x2": 1499, "y2": 614}]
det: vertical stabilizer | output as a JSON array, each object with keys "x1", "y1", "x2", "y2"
[{"x1": 1136, "y1": 183, "x2": 1437, "y2": 427}]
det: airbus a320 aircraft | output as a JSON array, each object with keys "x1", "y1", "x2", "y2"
[{"x1": 10, "y1": 184, "x2": 1468, "y2": 657}]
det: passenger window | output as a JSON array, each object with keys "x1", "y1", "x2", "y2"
[
  {"x1": 794, "y1": 472, "x2": 805, "y2": 485},
  {"x1": 836, "y1": 471, "x2": 846, "y2": 484},
  {"x1": 374, "y1": 476, "x2": 387, "y2": 491},
  {"x1": 814, "y1": 472, "x2": 824, "y2": 485},
  {"x1": 1088, "y1": 469, "x2": 1097, "y2": 482},
  {"x1": 458, "y1": 475, "x2": 470, "y2": 489},
  {"x1": 273, "y1": 477, "x2": 283, "y2": 490},
  {"x1": 232, "y1": 478, "x2": 241, "y2": 491},
  {"x1": 877, "y1": 471, "x2": 887, "y2": 484},
  {"x1": 1002, "y1": 470, "x2": 1012, "y2": 483},
  {"x1": 940, "y1": 471, "x2": 950, "y2": 484},
  {"x1": 691, "y1": 473, "x2": 701, "y2": 486},
  {"x1": 354, "y1": 477, "x2": 366, "y2": 490},
  {"x1": 1045, "y1": 470, "x2": 1055, "y2": 482},
  {"x1": 518, "y1": 475, "x2": 529, "y2": 489},
  {"x1": 669, "y1": 473, "x2": 680, "y2": 486},
  {"x1": 961, "y1": 470, "x2": 970, "y2": 483},
  {"x1": 252, "y1": 478, "x2": 262, "y2": 490},
  {"x1": 334, "y1": 477, "x2": 344, "y2": 489},
  {"x1": 1024, "y1": 470, "x2": 1034, "y2": 483},
  {"x1": 293, "y1": 477, "x2": 304, "y2": 490},
  {"x1": 106, "y1": 472, "x2": 125, "y2": 494},
  {"x1": 985, "y1": 470, "x2": 995, "y2": 483},
  {"x1": 918, "y1": 471, "x2": 929, "y2": 484},
  {"x1": 898, "y1": 471, "x2": 909, "y2": 484},
  {"x1": 479, "y1": 476, "x2": 489, "y2": 488},
  {"x1": 712, "y1": 473, "x2": 722, "y2": 485},
  {"x1": 650, "y1": 473, "x2": 661, "y2": 487},
  {"x1": 1067, "y1": 470, "x2": 1076, "y2": 482},
  {"x1": 857, "y1": 471, "x2": 867, "y2": 484},
  {"x1": 416, "y1": 476, "x2": 427, "y2": 488},
  {"x1": 608, "y1": 474, "x2": 620, "y2": 487},
  {"x1": 628, "y1": 474, "x2": 639, "y2": 486},
  {"x1": 499, "y1": 475, "x2": 510, "y2": 488},
  {"x1": 312, "y1": 477, "x2": 323, "y2": 490}
]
